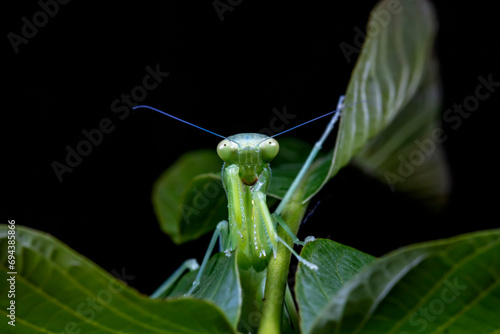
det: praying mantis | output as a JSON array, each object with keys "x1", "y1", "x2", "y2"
[{"x1": 134, "y1": 95, "x2": 347, "y2": 298}]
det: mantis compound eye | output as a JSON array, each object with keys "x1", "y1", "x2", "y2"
[
  {"x1": 259, "y1": 138, "x2": 279, "y2": 163},
  {"x1": 217, "y1": 139, "x2": 239, "y2": 162}
]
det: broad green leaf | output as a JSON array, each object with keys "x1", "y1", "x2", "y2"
[
  {"x1": 353, "y1": 56, "x2": 450, "y2": 208},
  {"x1": 165, "y1": 252, "x2": 242, "y2": 328},
  {"x1": 295, "y1": 239, "x2": 376, "y2": 334},
  {"x1": 153, "y1": 139, "x2": 312, "y2": 243},
  {"x1": 0, "y1": 225, "x2": 235, "y2": 334},
  {"x1": 309, "y1": 229, "x2": 500, "y2": 334},
  {"x1": 302, "y1": 0, "x2": 439, "y2": 202},
  {"x1": 152, "y1": 150, "x2": 226, "y2": 244}
]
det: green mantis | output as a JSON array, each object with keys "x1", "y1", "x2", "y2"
[
  {"x1": 134, "y1": 95, "x2": 346, "y2": 297},
  {"x1": 218, "y1": 133, "x2": 280, "y2": 272}
]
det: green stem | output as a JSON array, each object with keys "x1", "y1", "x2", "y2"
[
  {"x1": 258, "y1": 191, "x2": 307, "y2": 334},
  {"x1": 258, "y1": 96, "x2": 345, "y2": 333}
]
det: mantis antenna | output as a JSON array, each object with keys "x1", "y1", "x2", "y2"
[
  {"x1": 132, "y1": 100, "x2": 366, "y2": 139},
  {"x1": 132, "y1": 105, "x2": 226, "y2": 139}
]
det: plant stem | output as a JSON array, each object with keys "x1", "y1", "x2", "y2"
[
  {"x1": 258, "y1": 97, "x2": 343, "y2": 333},
  {"x1": 258, "y1": 190, "x2": 307, "y2": 334}
]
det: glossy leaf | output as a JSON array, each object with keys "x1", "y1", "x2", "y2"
[
  {"x1": 152, "y1": 150, "x2": 226, "y2": 244},
  {"x1": 0, "y1": 225, "x2": 235, "y2": 334},
  {"x1": 301, "y1": 0, "x2": 439, "y2": 202},
  {"x1": 354, "y1": 56, "x2": 450, "y2": 208},
  {"x1": 295, "y1": 239, "x2": 376, "y2": 334},
  {"x1": 153, "y1": 139, "x2": 313, "y2": 244},
  {"x1": 309, "y1": 229, "x2": 500, "y2": 334},
  {"x1": 166, "y1": 252, "x2": 242, "y2": 328}
]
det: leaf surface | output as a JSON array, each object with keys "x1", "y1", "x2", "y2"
[
  {"x1": 295, "y1": 239, "x2": 376, "y2": 334},
  {"x1": 153, "y1": 139, "x2": 313, "y2": 243},
  {"x1": 0, "y1": 225, "x2": 235, "y2": 334},
  {"x1": 301, "y1": 0, "x2": 440, "y2": 202},
  {"x1": 166, "y1": 252, "x2": 242, "y2": 328},
  {"x1": 152, "y1": 150, "x2": 226, "y2": 244},
  {"x1": 309, "y1": 230, "x2": 500, "y2": 334},
  {"x1": 354, "y1": 56, "x2": 449, "y2": 208}
]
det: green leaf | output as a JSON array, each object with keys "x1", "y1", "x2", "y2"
[
  {"x1": 353, "y1": 56, "x2": 450, "y2": 208},
  {"x1": 0, "y1": 225, "x2": 235, "y2": 334},
  {"x1": 152, "y1": 150, "x2": 227, "y2": 244},
  {"x1": 301, "y1": 0, "x2": 439, "y2": 202},
  {"x1": 309, "y1": 229, "x2": 500, "y2": 334},
  {"x1": 295, "y1": 239, "x2": 376, "y2": 334},
  {"x1": 166, "y1": 252, "x2": 242, "y2": 328},
  {"x1": 152, "y1": 139, "x2": 313, "y2": 244}
]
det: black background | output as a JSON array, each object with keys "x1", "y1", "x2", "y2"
[{"x1": 2, "y1": 1, "x2": 499, "y2": 295}]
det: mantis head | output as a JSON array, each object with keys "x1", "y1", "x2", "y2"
[{"x1": 217, "y1": 134, "x2": 279, "y2": 185}]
